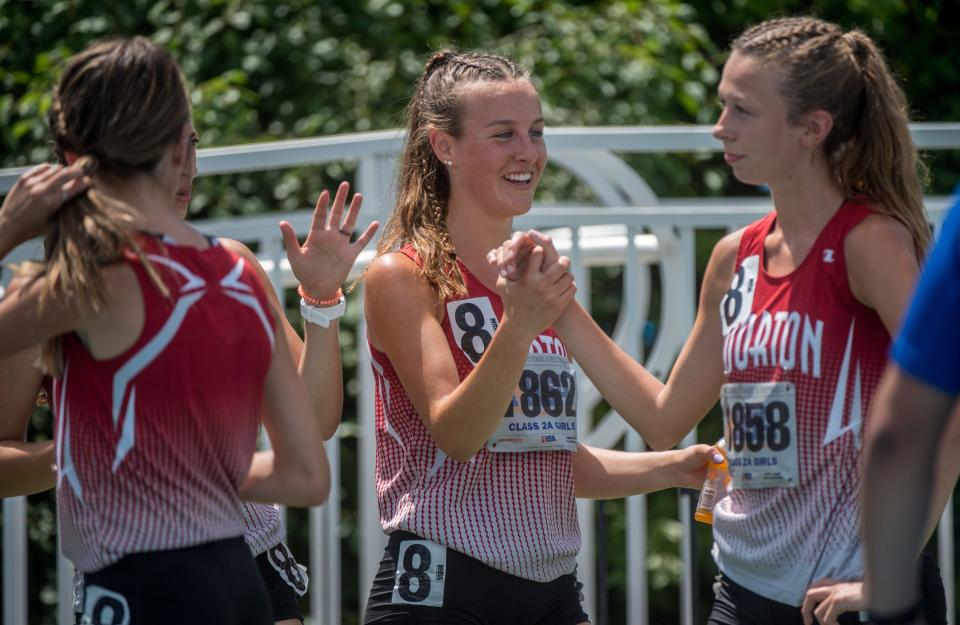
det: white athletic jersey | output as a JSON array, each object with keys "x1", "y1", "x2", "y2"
[
  {"x1": 368, "y1": 248, "x2": 581, "y2": 582},
  {"x1": 712, "y1": 204, "x2": 890, "y2": 605}
]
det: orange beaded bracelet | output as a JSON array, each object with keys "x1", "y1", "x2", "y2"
[{"x1": 297, "y1": 285, "x2": 343, "y2": 308}]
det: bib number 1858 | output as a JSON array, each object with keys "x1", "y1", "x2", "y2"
[
  {"x1": 729, "y1": 400, "x2": 791, "y2": 452},
  {"x1": 721, "y1": 381, "x2": 799, "y2": 489}
]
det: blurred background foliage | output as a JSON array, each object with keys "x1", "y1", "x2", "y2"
[{"x1": 1, "y1": 0, "x2": 958, "y2": 623}]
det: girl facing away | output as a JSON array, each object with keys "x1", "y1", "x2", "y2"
[
  {"x1": 0, "y1": 37, "x2": 335, "y2": 625},
  {"x1": 1, "y1": 125, "x2": 377, "y2": 624}
]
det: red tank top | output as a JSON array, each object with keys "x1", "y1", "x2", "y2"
[
  {"x1": 712, "y1": 202, "x2": 890, "y2": 604},
  {"x1": 368, "y1": 247, "x2": 580, "y2": 582},
  {"x1": 53, "y1": 234, "x2": 275, "y2": 573}
]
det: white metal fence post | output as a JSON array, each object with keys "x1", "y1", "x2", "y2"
[{"x1": 3, "y1": 496, "x2": 28, "y2": 625}]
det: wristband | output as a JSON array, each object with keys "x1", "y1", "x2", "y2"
[
  {"x1": 300, "y1": 296, "x2": 346, "y2": 328},
  {"x1": 298, "y1": 284, "x2": 343, "y2": 307},
  {"x1": 867, "y1": 602, "x2": 923, "y2": 625}
]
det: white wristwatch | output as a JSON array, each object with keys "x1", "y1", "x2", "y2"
[{"x1": 299, "y1": 296, "x2": 346, "y2": 327}]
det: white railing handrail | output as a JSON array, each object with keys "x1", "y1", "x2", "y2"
[{"x1": 4, "y1": 123, "x2": 960, "y2": 191}]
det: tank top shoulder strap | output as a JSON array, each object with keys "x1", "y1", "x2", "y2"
[
  {"x1": 812, "y1": 200, "x2": 879, "y2": 313},
  {"x1": 59, "y1": 236, "x2": 167, "y2": 368},
  {"x1": 398, "y1": 244, "x2": 421, "y2": 267},
  {"x1": 815, "y1": 200, "x2": 877, "y2": 251},
  {"x1": 736, "y1": 210, "x2": 777, "y2": 265},
  {"x1": 368, "y1": 244, "x2": 423, "y2": 365},
  {"x1": 121, "y1": 235, "x2": 176, "y2": 331},
  {"x1": 395, "y1": 243, "x2": 490, "y2": 299}
]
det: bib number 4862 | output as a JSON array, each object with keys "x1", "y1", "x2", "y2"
[{"x1": 510, "y1": 369, "x2": 577, "y2": 418}]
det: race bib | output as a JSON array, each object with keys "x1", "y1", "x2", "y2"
[
  {"x1": 447, "y1": 297, "x2": 498, "y2": 365},
  {"x1": 721, "y1": 382, "x2": 799, "y2": 488},
  {"x1": 391, "y1": 539, "x2": 447, "y2": 607},
  {"x1": 488, "y1": 350, "x2": 578, "y2": 453},
  {"x1": 446, "y1": 297, "x2": 577, "y2": 453},
  {"x1": 720, "y1": 255, "x2": 759, "y2": 336},
  {"x1": 81, "y1": 585, "x2": 130, "y2": 625},
  {"x1": 266, "y1": 542, "x2": 309, "y2": 597}
]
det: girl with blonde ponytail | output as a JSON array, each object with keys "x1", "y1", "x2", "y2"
[{"x1": 491, "y1": 15, "x2": 947, "y2": 625}]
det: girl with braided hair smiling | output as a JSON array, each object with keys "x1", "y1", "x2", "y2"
[{"x1": 361, "y1": 49, "x2": 715, "y2": 625}]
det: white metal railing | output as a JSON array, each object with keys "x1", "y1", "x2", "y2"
[{"x1": 2, "y1": 125, "x2": 958, "y2": 625}]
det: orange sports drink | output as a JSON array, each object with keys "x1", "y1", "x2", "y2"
[{"x1": 694, "y1": 438, "x2": 729, "y2": 524}]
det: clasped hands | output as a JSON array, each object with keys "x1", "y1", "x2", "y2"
[
  {"x1": 486, "y1": 229, "x2": 565, "y2": 282},
  {"x1": 485, "y1": 230, "x2": 576, "y2": 339}
]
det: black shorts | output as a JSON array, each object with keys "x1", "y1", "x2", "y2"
[
  {"x1": 79, "y1": 537, "x2": 272, "y2": 625},
  {"x1": 707, "y1": 573, "x2": 862, "y2": 625},
  {"x1": 255, "y1": 542, "x2": 309, "y2": 623},
  {"x1": 362, "y1": 530, "x2": 589, "y2": 625},
  {"x1": 706, "y1": 548, "x2": 947, "y2": 625}
]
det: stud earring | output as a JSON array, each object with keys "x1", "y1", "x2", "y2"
[{"x1": 443, "y1": 160, "x2": 453, "y2": 167}]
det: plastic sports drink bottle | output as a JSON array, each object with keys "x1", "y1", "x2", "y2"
[{"x1": 694, "y1": 437, "x2": 729, "y2": 524}]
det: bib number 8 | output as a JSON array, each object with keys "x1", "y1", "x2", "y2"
[
  {"x1": 730, "y1": 400, "x2": 791, "y2": 452},
  {"x1": 454, "y1": 302, "x2": 492, "y2": 364},
  {"x1": 397, "y1": 544, "x2": 432, "y2": 602},
  {"x1": 267, "y1": 542, "x2": 308, "y2": 596},
  {"x1": 723, "y1": 265, "x2": 746, "y2": 327},
  {"x1": 392, "y1": 540, "x2": 446, "y2": 607}
]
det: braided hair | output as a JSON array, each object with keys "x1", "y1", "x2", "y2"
[
  {"x1": 375, "y1": 49, "x2": 530, "y2": 301},
  {"x1": 733, "y1": 17, "x2": 929, "y2": 258}
]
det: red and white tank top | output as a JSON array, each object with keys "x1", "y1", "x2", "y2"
[
  {"x1": 53, "y1": 234, "x2": 275, "y2": 573},
  {"x1": 712, "y1": 202, "x2": 890, "y2": 605},
  {"x1": 368, "y1": 247, "x2": 580, "y2": 582}
]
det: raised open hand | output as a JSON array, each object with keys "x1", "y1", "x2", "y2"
[{"x1": 279, "y1": 181, "x2": 379, "y2": 299}]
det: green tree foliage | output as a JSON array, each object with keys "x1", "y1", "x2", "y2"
[{"x1": 0, "y1": 0, "x2": 720, "y2": 220}]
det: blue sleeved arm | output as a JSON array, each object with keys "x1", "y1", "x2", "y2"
[{"x1": 891, "y1": 196, "x2": 960, "y2": 395}]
